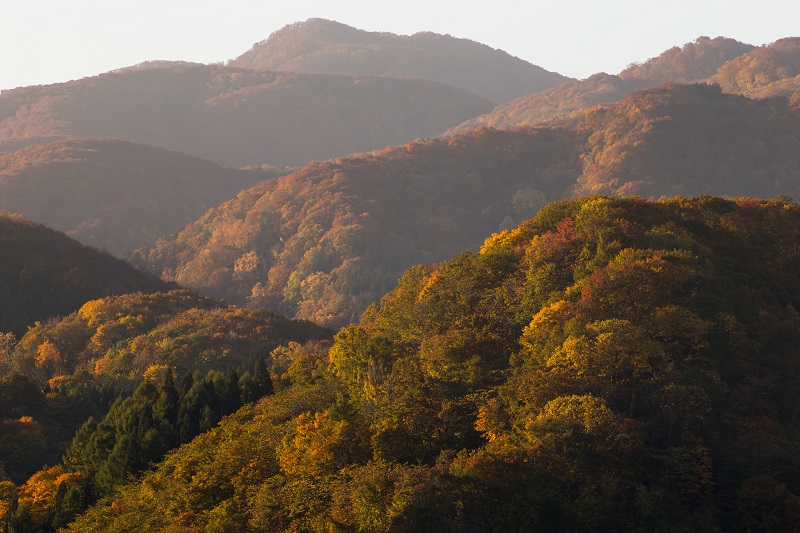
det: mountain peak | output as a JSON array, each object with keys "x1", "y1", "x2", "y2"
[{"x1": 232, "y1": 19, "x2": 571, "y2": 104}]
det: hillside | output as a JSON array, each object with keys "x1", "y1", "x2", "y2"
[
  {"x1": 9, "y1": 289, "x2": 331, "y2": 383},
  {"x1": 709, "y1": 37, "x2": 800, "y2": 96},
  {"x1": 0, "y1": 289, "x2": 331, "y2": 492},
  {"x1": 134, "y1": 127, "x2": 582, "y2": 329},
  {"x1": 446, "y1": 35, "x2": 800, "y2": 135},
  {"x1": 619, "y1": 36, "x2": 755, "y2": 83},
  {"x1": 230, "y1": 18, "x2": 570, "y2": 104},
  {"x1": 445, "y1": 73, "x2": 656, "y2": 134},
  {"x1": 573, "y1": 83, "x2": 800, "y2": 197},
  {"x1": 0, "y1": 64, "x2": 492, "y2": 167},
  {"x1": 64, "y1": 196, "x2": 800, "y2": 531},
  {"x1": 0, "y1": 214, "x2": 171, "y2": 337},
  {"x1": 137, "y1": 84, "x2": 800, "y2": 330},
  {"x1": 0, "y1": 138, "x2": 267, "y2": 254}
]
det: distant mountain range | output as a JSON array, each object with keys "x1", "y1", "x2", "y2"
[
  {"x1": 230, "y1": 18, "x2": 571, "y2": 104},
  {"x1": 3, "y1": 21, "x2": 800, "y2": 533},
  {"x1": 0, "y1": 138, "x2": 267, "y2": 254},
  {"x1": 447, "y1": 36, "x2": 800, "y2": 134},
  {"x1": 1, "y1": 23, "x2": 799, "y2": 333},
  {"x1": 135, "y1": 83, "x2": 800, "y2": 329},
  {"x1": 0, "y1": 64, "x2": 492, "y2": 167}
]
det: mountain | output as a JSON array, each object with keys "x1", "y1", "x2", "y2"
[
  {"x1": 134, "y1": 127, "x2": 582, "y2": 329},
  {"x1": 0, "y1": 214, "x2": 171, "y2": 337},
  {"x1": 573, "y1": 83, "x2": 800, "y2": 197},
  {"x1": 63, "y1": 196, "x2": 800, "y2": 532},
  {"x1": 0, "y1": 138, "x2": 268, "y2": 254},
  {"x1": 230, "y1": 18, "x2": 571, "y2": 104},
  {"x1": 618, "y1": 36, "x2": 755, "y2": 83},
  {"x1": 9, "y1": 289, "x2": 331, "y2": 385},
  {"x1": 709, "y1": 37, "x2": 800, "y2": 97},
  {"x1": 0, "y1": 63, "x2": 492, "y2": 167},
  {"x1": 0, "y1": 289, "x2": 331, "y2": 490},
  {"x1": 446, "y1": 36, "x2": 800, "y2": 135},
  {"x1": 445, "y1": 73, "x2": 656, "y2": 134},
  {"x1": 136, "y1": 83, "x2": 800, "y2": 330}
]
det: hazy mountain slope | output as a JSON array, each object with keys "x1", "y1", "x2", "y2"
[
  {"x1": 449, "y1": 36, "x2": 800, "y2": 137},
  {"x1": 135, "y1": 127, "x2": 583, "y2": 328},
  {"x1": 748, "y1": 75, "x2": 800, "y2": 102},
  {"x1": 709, "y1": 37, "x2": 800, "y2": 96},
  {"x1": 66, "y1": 196, "x2": 800, "y2": 532},
  {"x1": 446, "y1": 36, "x2": 755, "y2": 135},
  {"x1": 619, "y1": 36, "x2": 755, "y2": 83},
  {"x1": 0, "y1": 138, "x2": 267, "y2": 254},
  {"x1": 230, "y1": 18, "x2": 570, "y2": 104},
  {"x1": 137, "y1": 84, "x2": 800, "y2": 330},
  {"x1": 0, "y1": 64, "x2": 492, "y2": 167},
  {"x1": 0, "y1": 214, "x2": 171, "y2": 336},
  {"x1": 445, "y1": 73, "x2": 656, "y2": 134},
  {"x1": 574, "y1": 83, "x2": 800, "y2": 197}
]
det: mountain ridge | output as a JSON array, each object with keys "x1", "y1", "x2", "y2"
[
  {"x1": 135, "y1": 83, "x2": 800, "y2": 330},
  {"x1": 0, "y1": 63, "x2": 492, "y2": 167},
  {"x1": 231, "y1": 18, "x2": 571, "y2": 104},
  {"x1": 0, "y1": 137, "x2": 268, "y2": 254},
  {"x1": 0, "y1": 213, "x2": 172, "y2": 336}
]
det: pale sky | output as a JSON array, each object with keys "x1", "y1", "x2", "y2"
[{"x1": 2, "y1": 0, "x2": 799, "y2": 91}]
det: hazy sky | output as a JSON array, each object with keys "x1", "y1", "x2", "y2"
[{"x1": 2, "y1": 0, "x2": 799, "y2": 91}]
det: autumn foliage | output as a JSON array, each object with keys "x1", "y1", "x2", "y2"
[
  {"x1": 138, "y1": 83, "x2": 800, "y2": 331},
  {"x1": 63, "y1": 196, "x2": 800, "y2": 531}
]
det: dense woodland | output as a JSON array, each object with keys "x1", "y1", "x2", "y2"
[
  {"x1": 50, "y1": 197, "x2": 800, "y2": 531},
  {"x1": 0, "y1": 288, "x2": 330, "y2": 529},
  {"x1": 135, "y1": 126, "x2": 582, "y2": 329},
  {"x1": 0, "y1": 21, "x2": 799, "y2": 532},
  {"x1": 136, "y1": 83, "x2": 800, "y2": 331}
]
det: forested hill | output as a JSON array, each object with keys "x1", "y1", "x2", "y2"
[
  {"x1": 445, "y1": 73, "x2": 657, "y2": 134},
  {"x1": 0, "y1": 138, "x2": 267, "y2": 254},
  {"x1": 134, "y1": 126, "x2": 583, "y2": 329},
  {"x1": 572, "y1": 83, "x2": 800, "y2": 197},
  {"x1": 230, "y1": 18, "x2": 571, "y2": 104},
  {"x1": 618, "y1": 36, "x2": 755, "y2": 83},
  {"x1": 0, "y1": 289, "x2": 332, "y2": 507},
  {"x1": 709, "y1": 37, "x2": 800, "y2": 96},
  {"x1": 65, "y1": 196, "x2": 800, "y2": 531},
  {"x1": 447, "y1": 35, "x2": 799, "y2": 134},
  {"x1": 136, "y1": 83, "x2": 800, "y2": 330},
  {"x1": 0, "y1": 64, "x2": 492, "y2": 167},
  {"x1": 0, "y1": 214, "x2": 171, "y2": 336}
]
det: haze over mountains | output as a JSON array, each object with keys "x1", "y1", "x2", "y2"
[
  {"x1": 0, "y1": 64, "x2": 492, "y2": 167},
  {"x1": 0, "y1": 138, "x2": 266, "y2": 253},
  {"x1": 135, "y1": 82, "x2": 800, "y2": 329},
  {"x1": 1, "y1": 19, "x2": 800, "y2": 532},
  {"x1": 230, "y1": 18, "x2": 571, "y2": 104},
  {"x1": 446, "y1": 36, "x2": 800, "y2": 134}
]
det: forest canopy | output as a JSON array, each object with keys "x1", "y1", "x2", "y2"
[{"x1": 64, "y1": 196, "x2": 800, "y2": 531}]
